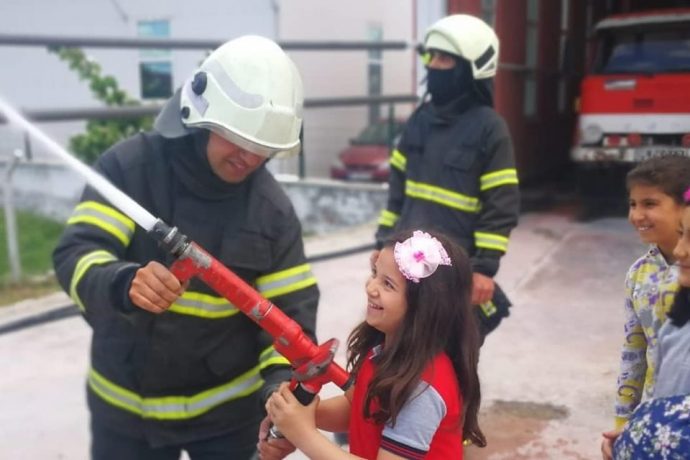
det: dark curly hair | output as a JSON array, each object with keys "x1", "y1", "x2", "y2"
[{"x1": 626, "y1": 155, "x2": 690, "y2": 204}]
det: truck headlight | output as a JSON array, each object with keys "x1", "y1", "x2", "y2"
[{"x1": 581, "y1": 124, "x2": 603, "y2": 145}]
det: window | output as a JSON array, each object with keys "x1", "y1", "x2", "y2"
[
  {"x1": 523, "y1": 0, "x2": 539, "y2": 117},
  {"x1": 367, "y1": 24, "x2": 383, "y2": 124},
  {"x1": 138, "y1": 20, "x2": 172, "y2": 100},
  {"x1": 595, "y1": 27, "x2": 690, "y2": 75}
]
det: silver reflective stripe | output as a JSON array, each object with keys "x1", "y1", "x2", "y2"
[
  {"x1": 259, "y1": 345, "x2": 289, "y2": 369},
  {"x1": 88, "y1": 366, "x2": 264, "y2": 420},
  {"x1": 391, "y1": 149, "x2": 407, "y2": 172},
  {"x1": 378, "y1": 209, "x2": 399, "y2": 227},
  {"x1": 69, "y1": 207, "x2": 133, "y2": 242},
  {"x1": 205, "y1": 59, "x2": 264, "y2": 109},
  {"x1": 406, "y1": 180, "x2": 480, "y2": 213},
  {"x1": 67, "y1": 201, "x2": 135, "y2": 246},
  {"x1": 256, "y1": 264, "x2": 317, "y2": 299},
  {"x1": 70, "y1": 250, "x2": 118, "y2": 312},
  {"x1": 479, "y1": 168, "x2": 519, "y2": 191},
  {"x1": 474, "y1": 231, "x2": 509, "y2": 252},
  {"x1": 168, "y1": 291, "x2": 239, "y2": 319}
]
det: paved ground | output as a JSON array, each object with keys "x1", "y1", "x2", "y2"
[{"x1": 0, "y1": 209, "x2": 643, "y2": 459}]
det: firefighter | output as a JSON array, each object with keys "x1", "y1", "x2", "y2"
[
  {"x1": 375, "y1": 14, "x2": 520, "y2": 340},
  {"x1": 52, "y1": 35, "x2": 314, "y2": 460}
]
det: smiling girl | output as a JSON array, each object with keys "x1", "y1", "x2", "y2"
[
  {"x1": 610, "y1": 187, "x2": 690, "y2": 458},
  {"x1": 601, "y1": 155, "x2": 690, "y2": 457},
  {"x1": 265, "y1": 230, "x2": 484, "y2": 459}
]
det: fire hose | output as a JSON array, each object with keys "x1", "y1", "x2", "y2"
[{"x1": 0, "y1": 96, "x2": 352, "y2": 436}]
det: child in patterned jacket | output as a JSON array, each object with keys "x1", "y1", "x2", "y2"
[
  {"x1": 610, "y1": 186, "x2": 690, "y2": 459},
  {"x1": 601, "y1": 155, "x2": 690, "y2": 459}
]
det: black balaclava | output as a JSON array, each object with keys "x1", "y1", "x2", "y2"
[
  {"x1": 426, "y1": 55, "x2": 494, "y2": 108},
  {"x1": 170, "y1": 129, "x2": 252, "y2": 201}
]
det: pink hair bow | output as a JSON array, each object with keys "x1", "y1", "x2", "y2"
[{"x1": 394, "y1": 230, "x2": 452, "y2": 283}]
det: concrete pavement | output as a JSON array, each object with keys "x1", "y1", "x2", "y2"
[{"x1": 0, "y1": 211, "x2": 643, "y2": 459}]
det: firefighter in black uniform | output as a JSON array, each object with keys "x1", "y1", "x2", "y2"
[
  {"x1": 376, "y1": 15, "x2": 520, "y2": 340},
  {"x1": 53, "y1": 36, "x2": 313, "y2": 460}
]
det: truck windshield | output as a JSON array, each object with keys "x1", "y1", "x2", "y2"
[{"x1": 594, "y1": 26, "x2": 690, "y2": 74}]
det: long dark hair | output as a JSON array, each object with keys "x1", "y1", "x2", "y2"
[
  {"x1": 347, "y1": 229, "x2": 485, "y2": 446},
  {"x1": 668, "y1": 287, "x2": 690, "y2": 327},
  {"x1": 668, "y1": 188, "x2": 690, "y2": 327}
]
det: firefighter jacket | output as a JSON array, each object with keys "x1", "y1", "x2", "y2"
[
  {"x1": 376, "y1": 98, "x2": 520, "y2": 278},
  {"x1": 53, "y1": 131, "x2": 319, "y2": 447}
]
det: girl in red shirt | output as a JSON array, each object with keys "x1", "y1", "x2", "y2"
[{"x1": 266, "y1": 229, "x2": 485, "y2": 459}]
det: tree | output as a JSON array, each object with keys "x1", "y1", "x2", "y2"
[{"x1": 49, "y1": 47, "x2": 153, "y2": 164}]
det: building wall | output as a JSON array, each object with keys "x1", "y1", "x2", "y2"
[
  {"x1": 0, "y1": 0, "x2": 275, "y2": 160},
  {"x1": 0, "y1": 1, "x2": 431, "y2": 236},
  {"x1": 0, "y1": 0, "x2": 433, "y2": 181},
  {"x1": 277, "y1": 0, "x2": 420, "y2": 178}
]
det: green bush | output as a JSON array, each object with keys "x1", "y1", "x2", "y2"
[
  {"x1": 0, "y1": 210, "x2": 64, "y2": 280},
  {"x1": 49, "y1": 47, "x2": 153, "y2": 164}
]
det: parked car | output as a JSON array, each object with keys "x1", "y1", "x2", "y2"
[{"x1": 330, "y1": 120, "x2": 406, "y2": 182}]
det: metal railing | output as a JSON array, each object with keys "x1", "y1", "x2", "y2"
[
  {"x1": 0, "y1": 33, "x2": 419, "y2": 146},
  {"x1": 0, "y1": 33, "x2": 416, "y2": 284},
  {"x1": 0, "y1": 33, "x2": 410, "y2": 51},
  {"x1": 0, "y1": 95, "x2": 419, "y2": 124}
]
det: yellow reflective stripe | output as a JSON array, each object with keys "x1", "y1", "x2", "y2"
[
  {"x1": 67, "y1": 201, "x2": 135, "y2": 246},
  {"x1": 258, "y1": 345, "x2": 289, "y2": 370},
  {"x1": 405, "y1": 180, "x2": 480, "y2": 213},
  {"x1": 420, "y1": 51, "x2": 431, "y2": 66},
  {"x1": 88, "y1": 365, "x2": 264, "y2": 420},
  {"x1": 168, "y1": 291, "x2": 240, "y2": 319},
  {"x1": 378, "y1": 209, "x2": 399, "y2": 228},
  {"x1": 480, "y1": 168, "x2": 519, "y2": 191},
  {"x1": 256, "y1": 264, "x2": 317, "y2": 299},
  {"x1": 390, "y1": 149, "x2": 407, "y2": 172},
  {"x1": 70, "y1": 250, "x2": 117, "y2": 312},
  {"x1": 479, "y1": 301, "x2": 497, "y2": 317},
  {"x1": 474, "y1": 231, "x2": 509, "y2": 252}
]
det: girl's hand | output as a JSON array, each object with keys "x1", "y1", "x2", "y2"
[
  {"x1": 265, "y1": 382, "x2": 320, "y2": 444},
  {"x1": 256, "y1": 415, "x2": 295, "y2": 460},
  {"x1": 600, "y1": 429, "x2": 622, "y2": 460},
  {"x1": 471, "y1": 272, "x2": 495, "y2": 305}
]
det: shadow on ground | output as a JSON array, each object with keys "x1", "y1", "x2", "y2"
[
  {"x1": 465, "y1": 400, "x2": 588, "y2": 460},
  {"x1": 520, "y1": 169, "x2": 628, "y2": 223}
]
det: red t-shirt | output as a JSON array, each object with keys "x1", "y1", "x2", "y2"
[{"x1": 348, "y1": 347, "x2": 463, "y2": 459}]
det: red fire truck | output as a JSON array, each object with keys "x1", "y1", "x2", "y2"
[{"x1": 571, "y1": 9, "x2": 690, "y2": 205}]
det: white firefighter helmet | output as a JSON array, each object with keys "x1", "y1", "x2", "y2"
[
  {"x1": 155, "y1": 35, "x2": 304, "y2": 158},
  {"x1": 424, "y1": 14, "x2": 499, "y2": 79}
]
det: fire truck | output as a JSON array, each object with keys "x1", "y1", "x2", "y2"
[{"x1": 571, "y1": 9, "x2": 690, "y2": 205}]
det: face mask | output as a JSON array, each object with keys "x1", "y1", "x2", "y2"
[
  {"x1": 426, "y1": 68, "x2": 457, "y2": 106},
  {"x1": 426, "y1": 58, "x2": 474, "y2": 106}
]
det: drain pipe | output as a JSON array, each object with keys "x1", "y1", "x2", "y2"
[{"x1": 2, "y1": 148, "x2": 24, "y2": 283}]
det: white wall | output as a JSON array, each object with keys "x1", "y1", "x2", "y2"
[
  {"x1": 0, "y1": 0, "x2": 275, "y2": 159},
  {"x1": 0, "y1": 0, "x2": 445, "y2": 179},
  {"x1": 276, "y1": 0, "x2": 419, "y2": 178}
]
